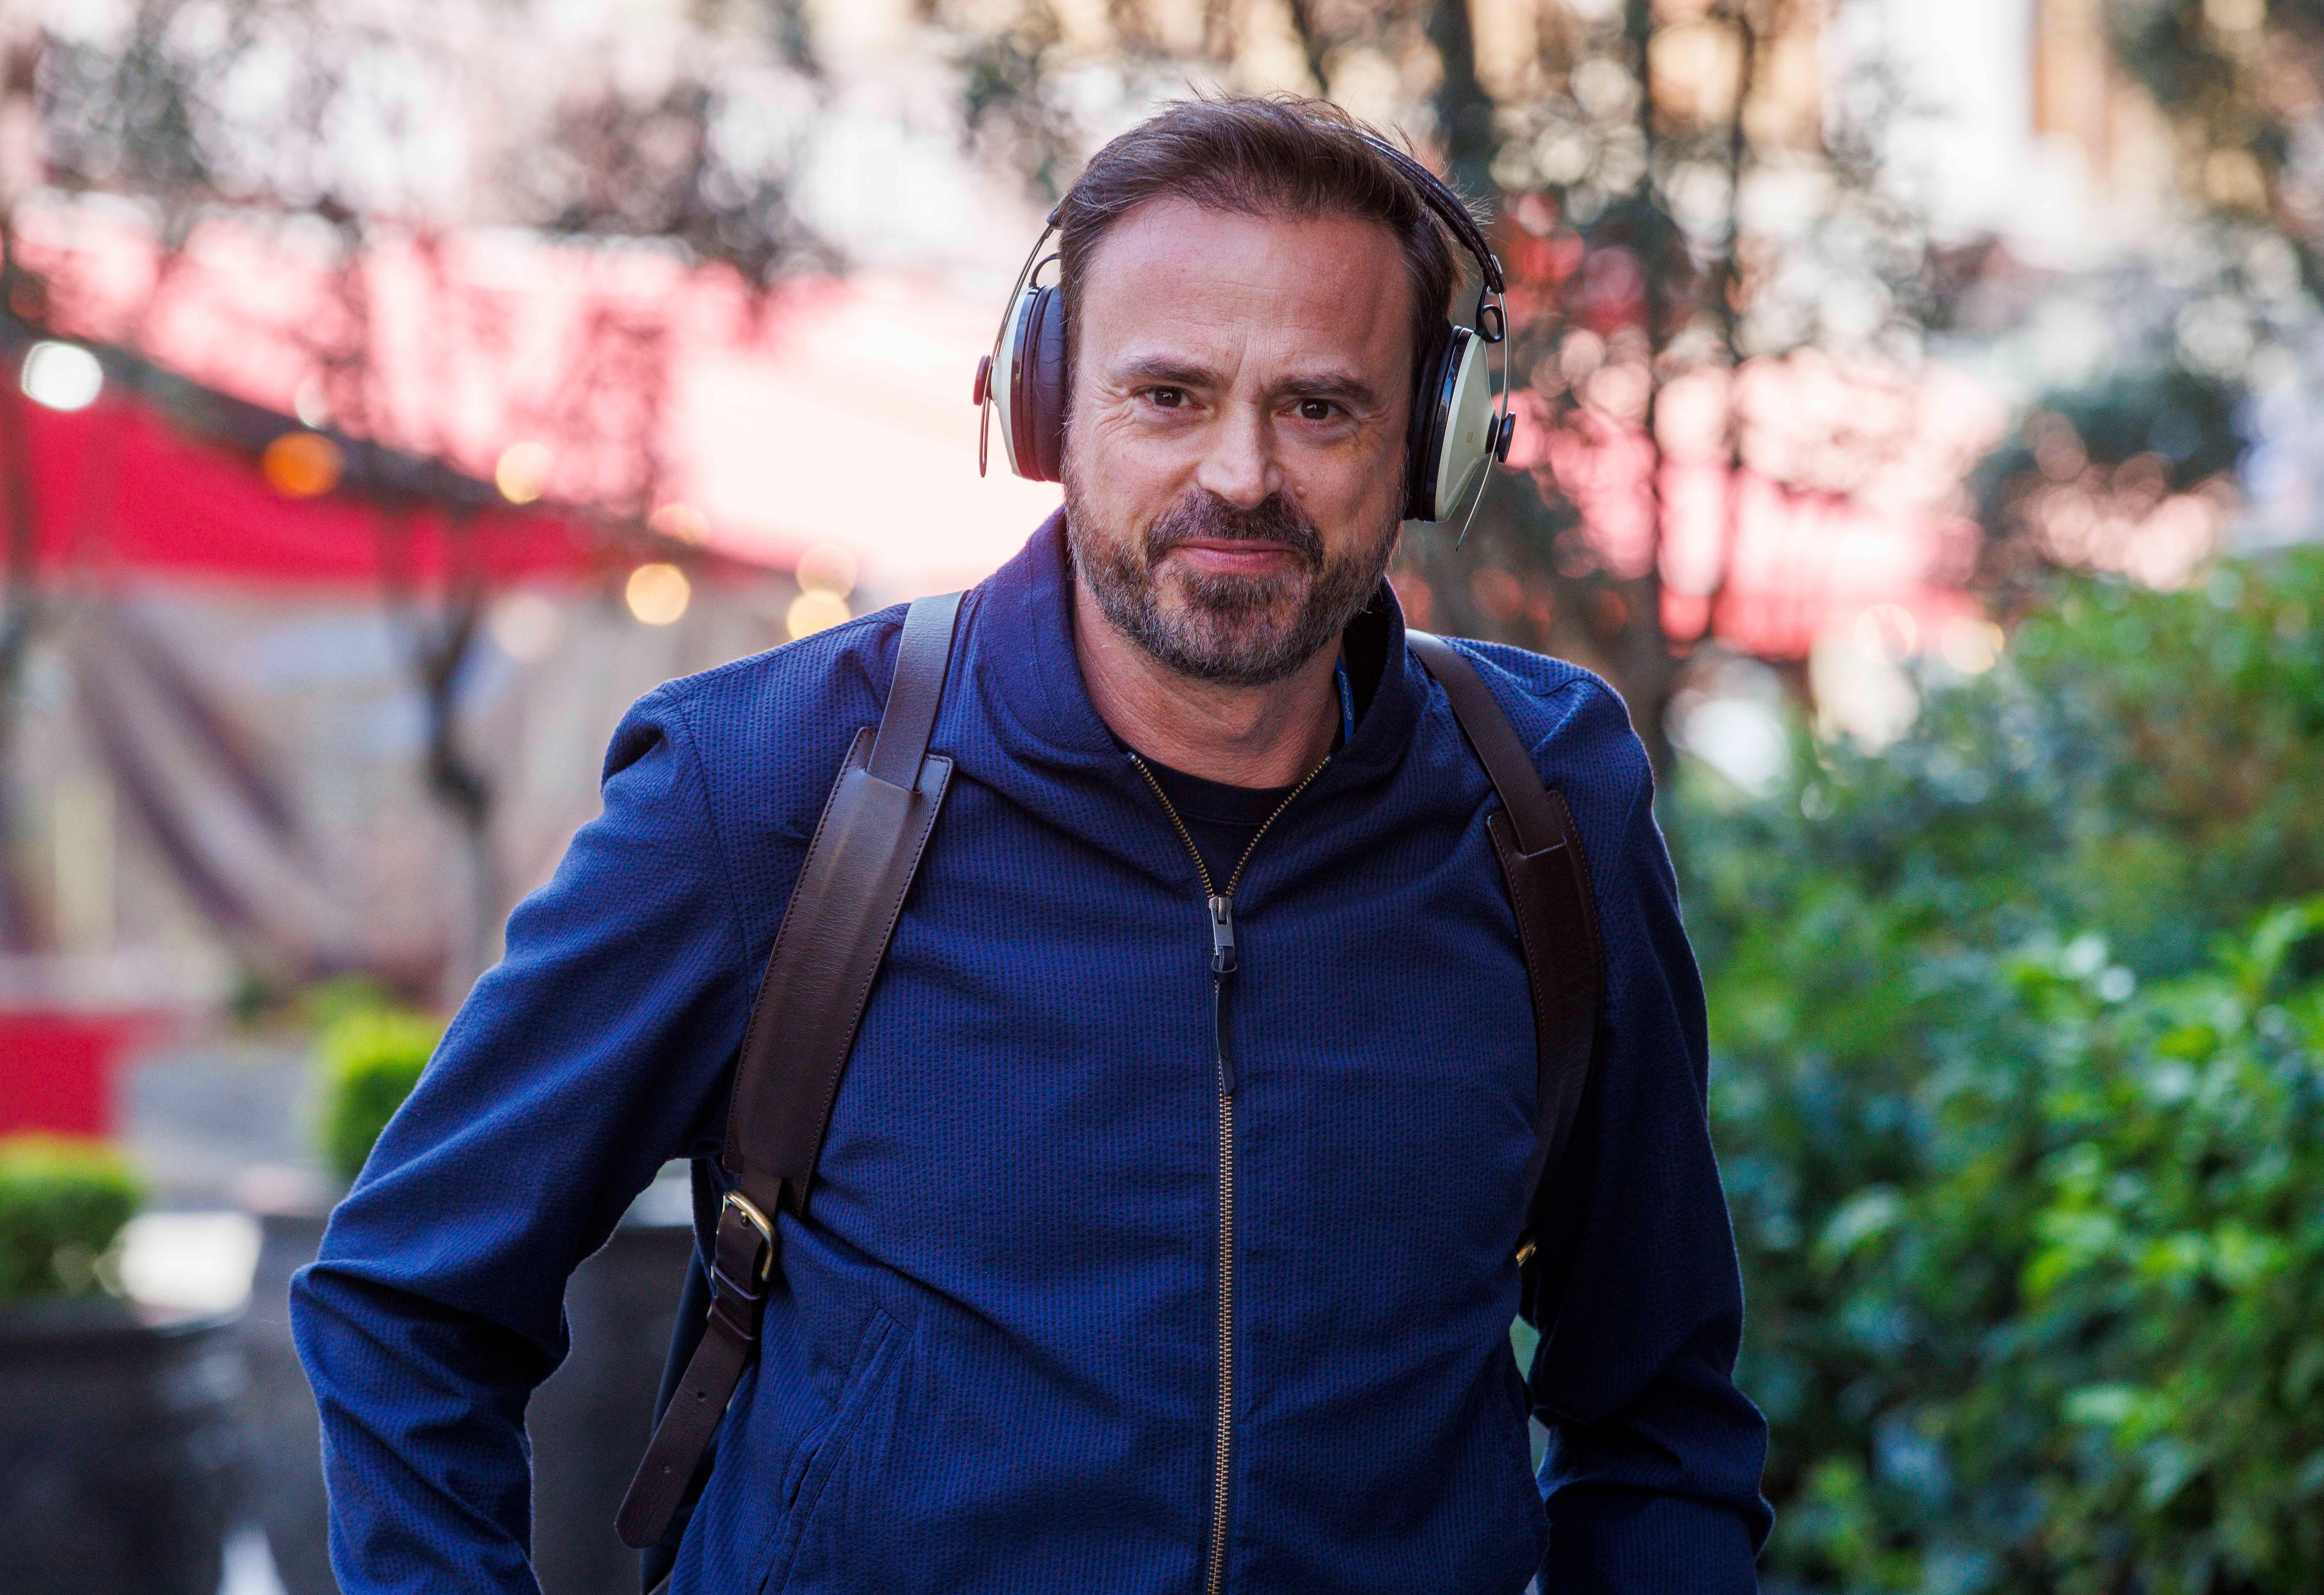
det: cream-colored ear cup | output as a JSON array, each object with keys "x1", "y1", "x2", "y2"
[{"x1": 1429, "y1": 332, "x2": 1497, "y2": 522}]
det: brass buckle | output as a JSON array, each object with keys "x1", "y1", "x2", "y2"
[
  {"x1": 722, "y1": 1190, "x2": 777, "y2": 1284},
  {"x1": 1514, "y1": 1237, "x2": 1537, "y2": 1266}
]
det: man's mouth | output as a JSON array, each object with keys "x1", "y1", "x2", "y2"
[{"x1": 1161, "y1": 538, "x2": 1306, "y2": 576}]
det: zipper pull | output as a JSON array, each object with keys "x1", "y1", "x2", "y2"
[{"x1": 1209, "y1": 895, "x2": 1237, "y2": 1096}]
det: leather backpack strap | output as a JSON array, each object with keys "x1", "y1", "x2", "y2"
[
  {"x1": 720, "y1": 589, "x2": 963, "y2": 1222},
  {"x1": 1407, "y1": 632, "x2": 1603, "y2": 1260},
  {"x1": 618, "y1": 591, "x2": 965, "y2": 1552}
]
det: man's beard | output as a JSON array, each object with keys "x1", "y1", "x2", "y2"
[{"x1": 1064, "y1": 481, "x2": 1397, "y2": 689}]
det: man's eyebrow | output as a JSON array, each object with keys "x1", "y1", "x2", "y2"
[
  {"x1": 1269, "y1": 371, "x2": 1384, "y2": 408},
  {"x1": 1110, "y1": 354, "x2": 1223, "y2": 388},
  {"x1": 1106, "y1": 355, "x2": 1386, "y2": 409}
]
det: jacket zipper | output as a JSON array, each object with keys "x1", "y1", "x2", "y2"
[{"x1": 1128, "y1": 750, "x2": 1328, "y2": 1595}]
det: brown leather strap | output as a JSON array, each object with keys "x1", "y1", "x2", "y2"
[
  {"x1": 1408, "y1": 633, "x2": 1603, "y2": 1251},
  {"x1": 723, "y1": 589, "x2": 964, "y2": 1220},
  {"x1": 616, "y1": 1198, "x2": 773, "y2": 1548},
  {"x1": 866, "y1": 591, "x2": 958, "y2": 787},
  {"x1": 618, "y1": 592, "x2": 965, "y2": 1552},
  {"x1": 1408, "y1": 631, "x2": 1561, "y2": 855}
]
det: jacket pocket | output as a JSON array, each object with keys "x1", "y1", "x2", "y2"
[{"x1": 760, "y1": 1309, "x2": 903, "y2": 1595}]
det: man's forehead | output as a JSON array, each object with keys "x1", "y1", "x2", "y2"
[{"x1": 1076, "y1": 199, "x2": 1412, "y2": 360}]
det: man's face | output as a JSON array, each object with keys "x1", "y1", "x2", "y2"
[{"x1": 1062, "y1": 198, "x2": 1415, "y2": 688}]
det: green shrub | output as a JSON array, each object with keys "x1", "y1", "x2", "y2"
[
  {"x1": 1978, "y1": 901, "x2": 2324, "y2": 1591},
  {"x1": 0, "y1": 1136, "x2": 144, "y2": 1302},
  {"x1": 319, "y1": 1005, "x2": 444, "y2": 1185},
  {"x1": 1667, "y1": 549, "x2": 2324, "y2": 1591},
  {"x1": 298, "y1": 974, "x2": 401, "y2": 1034}
]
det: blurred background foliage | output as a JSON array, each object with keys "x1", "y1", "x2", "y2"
[
  {"x1": 0, "y1": 1133, "x2": 143, "y2": 1301},
  {"x1": 1672, "y1": 546, "x2": 2324, "y2": 1591},
  {"x1": 315, "y1": 996, "x2": 443, "y2": 1187}
]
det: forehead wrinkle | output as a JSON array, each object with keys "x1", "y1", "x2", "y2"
[{"x1": 1108, "y1": 351, "x2": 1230, "y2": 388}]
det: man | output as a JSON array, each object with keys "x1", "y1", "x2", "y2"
[{"x1": 295, "y1": 95, "x2": 1769, "y2": 1594}]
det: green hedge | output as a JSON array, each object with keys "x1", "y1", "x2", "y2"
[
  {"x1": 319, "y1": 1004, "x2": 445, "y2": 1186},
  {"x1": 1669, "y1": 550, "x2": 2324, "y2": 1592},
  {"x1": 0, "y1": 1135, "x2": 144, "y2": 1302}
]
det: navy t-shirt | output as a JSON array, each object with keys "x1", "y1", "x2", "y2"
[
  {"x1": 1137, "y1": 757, "x2": 1296, "y2": 889},
  {"x1": 1130, "y1": 617, "x2": 1377, "y2": 888}
]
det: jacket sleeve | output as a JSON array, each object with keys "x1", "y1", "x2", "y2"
[
  {"x1": 1528, "y1": 685, "x2": 1772, "y2": 1593},
  {"x1": 290, "y1": 685, "x2": 755, "y2": 1595}
]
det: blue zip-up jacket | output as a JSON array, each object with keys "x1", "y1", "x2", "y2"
[{"x1": 293, "y1": 515, "x2": 1769, "y2": 1594}]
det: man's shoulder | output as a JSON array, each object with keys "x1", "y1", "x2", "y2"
[
  {"x1": 1436, "y1": 637, "x2": 1648, "y2": 793},
  {"x1": 608, "y1": 602, "x2": 910, "y2": 822},
  {"x1": 658, "y1": 601, "x2": 906, "y2": 725}
]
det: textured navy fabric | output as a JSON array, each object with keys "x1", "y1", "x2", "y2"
[{"x1": 293, "y1": 513, "x2": 1769, "y2": 1595}]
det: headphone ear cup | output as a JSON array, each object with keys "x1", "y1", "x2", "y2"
[
  {"x1": 997, "y1": 282, "x2": 1064, "y2": 482},
  {"x1": 1004, "y1": 284, "x2": 1068, "y2": 482},
  {"x1": 1404, "y1": 323, "x2": 1457, "y2": 521},
  {"x1": 1028, "y1": 284, "x2": 1068, "y2": 481},
  {"x1": 1425, "y1": 329, "x2": 1495, "y2": 523},
  {"x1": 992, "y1": 286, "x2": 1032, "y2": 478}
]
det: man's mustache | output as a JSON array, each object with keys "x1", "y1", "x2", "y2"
[{"x1": 1145, "y1": 491, "x2": 1325, "y2": 570}]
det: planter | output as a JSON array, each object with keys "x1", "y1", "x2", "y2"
[
  {"x1": 246, "y1": 1207, "x2": 336, "y2": 1595},
  {"x1": 250, "y1": 1198, "x2": 695, "y2": 1595},
  {"x1": 0, "y1": 1298, "x2": 243, "y2": 1595},
  {"x1": 530, "y1": 1220, "x2": 698, "y2": 1595}
]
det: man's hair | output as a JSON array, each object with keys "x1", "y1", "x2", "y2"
[{"x1": 1056, "y1": 95, "x2": 1462, "y2": 391}]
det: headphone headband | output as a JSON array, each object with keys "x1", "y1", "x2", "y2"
[{"x1": 1354, "y1": 133, "x2": 1505, "y2": 299}]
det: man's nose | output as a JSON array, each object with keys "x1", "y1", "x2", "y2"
[{"x1": 1193, "y1": 402, "x2": 1276, "y2": 511}]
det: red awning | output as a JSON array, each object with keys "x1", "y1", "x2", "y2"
[{"x1": 22, "y1": 388, "x2": 685, "y2": 590}]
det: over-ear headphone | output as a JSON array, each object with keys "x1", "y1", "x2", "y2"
[{"x1": 972, "y1": 133, "x2": 1516, "y2": 525}]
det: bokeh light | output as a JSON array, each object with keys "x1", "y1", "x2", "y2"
[
  {"x1": 260, "y1": 431, "x2": 343, "y2": 498},
  {"x1": 795, "y1": 543, "x2": 860, "y2": 597},
  {"x1": 495, "y1": 441, "x2": 554, "y2": 505},
  {"x1": 625, "y1": 563, "x2": 691, "y2": 626},
  {"x1": 786, "y1": 589, "x2": 850, "y2": 638},
  {"x1": 488, "y1": 592, "x2": 563, "y2": 661},
  {"x1": 1940, "y1": 618, "x2": 2005, "y2": 675},
  {"x1": 20, "y1": 342, "x2": 101, "y2": 411},
  {"x1": 650, "y1": 502, "x2": 709, "y2": 544}
]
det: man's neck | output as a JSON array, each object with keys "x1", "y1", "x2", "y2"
[{"x1": 1072, "y1": 575, "x2": 1340, "y2": 789}]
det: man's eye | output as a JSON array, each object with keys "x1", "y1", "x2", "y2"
[
  {"x1": 1297, "y1": 399, "x2": 1339, "y2": 421},
  {"x1": 1148, "y1": 388, "x2": 1185, "y2": 409}
]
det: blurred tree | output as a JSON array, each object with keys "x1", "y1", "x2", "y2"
[
  {"x1": 915, "y1": 0, "x2": 1951, "y2": 766},
  {"x1": 1964, "y1": 0, "x2": 2324, "y2": 617},
  {"x1": 5, "y1": 0, "x2": 828, "y2": 985},
  {"x1": 0, "y1": 22, "x2": 57, "y2": 946},
  {"x1": 2108, "y1": 0, "x2": 2324, "y2": 266}
]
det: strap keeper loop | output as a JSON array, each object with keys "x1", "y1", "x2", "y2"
[
  {"x1": 716, "y1": 1191, "x2": 776, "y2": 1285},
  {"x1": 707, "y1": 1288, "x2": 761, "y2": 1345},
  {"x1": 709, "y1": 1257, "x2": 765, "y2": 1312}
]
